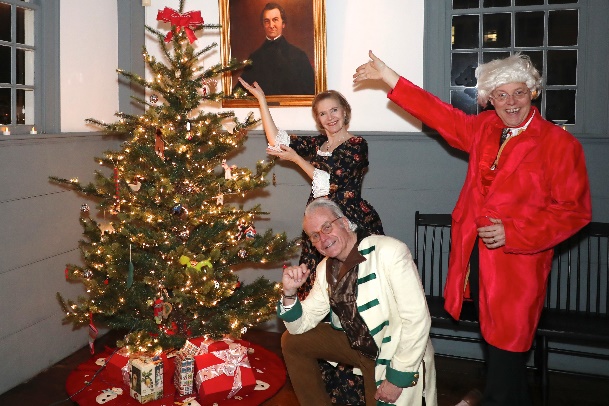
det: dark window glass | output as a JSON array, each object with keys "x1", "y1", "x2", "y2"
[
  {"x1": 452, "y1": 15, "x2": 479, "y2": 49},
  {"x1": 549, "y1": 0, "x2": 578, "y2": 4},
  {"x1": 515, "y1": 0, "x2": 544, "y2": 5},
  {"x1": 548, "y1": 9, "x2": 578, "y2": 46},
  {"x1": 0, "y1": 3, "x2": 11, "y2": 42},
  {"x1": 16, "y1": 48, "x2": 24, "y2": 85},
  {"x1": 483, "y1": 51, "x2": 510, "y2": 63},
  {"x1": 545, "y1": 89, "x2": 576, "y2": 124},
  {"x1": 453, "y1": 0, "x2": 480, "y2": 9},
  {"x1": 547, "y1": 50, "x2": 577, "y2": 85},
  {"x1": 0, "y1": 87, "x2": 10, "y2": 125},
  {"x1": 452, "y1": 52, "x2": 478, "y2": 87},
  {"x1": 0, "y1": 45, "x2": 10, "y2": 83},
  {"x1": 483, "y1": 13, "x2": 511, "y2": 48},
  {"x1": 515, "y1": 11, "x2": 544, "y2": 47},
  {"x1": 451, "y1": 89, "x2": 479, "y2": 115},
  {"x1": 483, "y1": 0, "x2": 510, "y2": 7}
]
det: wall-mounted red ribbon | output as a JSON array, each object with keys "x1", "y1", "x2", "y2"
[{"x1": 156, "y1": 7, "x2": 203, "y2": 44}]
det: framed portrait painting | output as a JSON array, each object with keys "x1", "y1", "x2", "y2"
[{"x1": 219, "y1": 0, "x2": 326, "y2": 107}]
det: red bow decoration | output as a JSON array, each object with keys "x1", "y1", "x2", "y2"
[{"x1": 156, "y1": 7, "x2": 203, "y2": 43}]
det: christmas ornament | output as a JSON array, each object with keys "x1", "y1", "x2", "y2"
[
  {"x1": 179, "y1": 255, "x2": 212, "y2": 272},
  {"x1": 221, "y1": 159, "x2": 237, "y2": 180},
  {"x1": 128, "y1": 180, "x2": 141, "y2": 192},
  {"x1": 238, "y1": 249, "x2": 247, "y2": 258},
  {"x1": 83, "y1": 269, "x2": 93, "y2": 279},
  {"x1": 236, "y1": 220, "x2": 247, "y2": 241},
  {"x1": 155, "y1": 128, "x2": 165, "y2": 159},
  {"x1": 156, "y1": 7, "x2": 203, "y2": 43},
  {"x1": 214, "y1": 281, "x2": 220, "y2": 289},
  {"x1": 153, "y1": 297, "x2": 172, "y2": 324},
  {"x1": 88, "y1": 313, "x2": 98, "y2": 354},
  {"x1": 272, "y1": 173, "x2": 276, "y2": 186},
  {"x1": 149, "y1": 94, "x2": 159, "y2": 104},
  {"x1": 215, "y1": 193, "x2": 224, "y2": 206},
  {"x1": 65, "y1": 266, "x2": 69, "y2": 280},
  {"x1": 172, "y1": 203, "x2": 187, "y2": 216},
  {"x1": 80, "y1": 203, "x2": 90, "y2": 217},
  {"x1": 245, "y1": 224, "x2": 257, "y2": 239}
]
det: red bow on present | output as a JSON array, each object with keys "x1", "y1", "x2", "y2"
[{"x1": 156, "y1": 7, "x2": 203, "y2": 43}]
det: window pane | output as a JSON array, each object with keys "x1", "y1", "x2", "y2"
[
  {"x1": 483, "y1": 0, "x2": 510, "y2": 7},
  {"x1": 548, "y1": 10, "x2": 578, "y2": 46},
  {"x1": 16, "y1": 48, "x2": 33, "y2": 85},
  {"x1": 549, "y1": 0, "x2": 578, "y2": 4},
  {"x1": 515, "y1": 11, "x2": 544, "y2": 47},
  {"x1": 0, "y1": 45, "x2": 10, "y2": 83},
  {"x1": 451, "y1": 89, "x2": 479, "y2": 114},
  {"x1": 0, "y1": 3, "x2": 10, "y2": 42},
  {"x1": 545, "y1": 89, "x2": 575, "y2": 124},
  {"x1": 483, "y1": 13, "x2": 511, "y2": 48},
  {"x1": 452, "y1": 52, "x2": 478, "y2": 86},
  {"x1": 0, "y1": 87, "x2": 10, "y2": 125},
  {"x1": 454, "y1": 0, "x2": 480, "y2": 9},
  {"x1": 482, "y1": 51, "x2": 510, "y2": 63},
  {"x1": 515, "y1": 0, "x2": 544, "y2": 5},
  {"x1": 452, "y1": 15, "x2": 479, "y2": 49},
  {"x1": 16, "y1": 6, "x2": 34, "y2": 46},
  {"x1": 16, "y1": 88, "x2": 33, "y2": 125},
  {"x1": 547, "y1": 50, "x2": 577, "y2": 85}
]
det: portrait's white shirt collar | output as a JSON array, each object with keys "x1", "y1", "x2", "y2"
[{"x1": 266, "y1": 35, "x2": 283, "y2": 41}]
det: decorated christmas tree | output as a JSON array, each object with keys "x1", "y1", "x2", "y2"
[{"x1": 51, "y1": 1, "x2": 296, "y2": 354}]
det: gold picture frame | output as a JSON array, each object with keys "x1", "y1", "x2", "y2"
[{"x1": 219, "y1": 0, "x2": 327, "y2": 107}]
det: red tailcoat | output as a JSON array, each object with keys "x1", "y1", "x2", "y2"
[{"x1": 389, "y1": 77, "x2": 591, "y2": 351}]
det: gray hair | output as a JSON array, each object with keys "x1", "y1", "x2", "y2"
[
  {"x1": 303, "y1": 199, "x2": 357, "y2": 231},
  {"x1": 475, "y1": 53, "x2": 542, "y2": 107}
]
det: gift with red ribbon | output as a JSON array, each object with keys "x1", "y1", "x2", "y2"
[
  {"x1": 156, "y1": 7, "x2": 203, "y2": 43},
  {"x1": 194, "y1": 344, "x2": 255, "y2": 405}
]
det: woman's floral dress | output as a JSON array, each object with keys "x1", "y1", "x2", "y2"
[{"x1": 288, "y1": 133, "x2": 384, "y2": 405}]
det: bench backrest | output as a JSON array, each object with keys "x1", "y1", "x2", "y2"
[{"x1": 413, "y1": 211, "x2": 609, "y2": 316}]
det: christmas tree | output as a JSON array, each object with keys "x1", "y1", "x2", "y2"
[{"x1": 51, "y1": 1, "x2": 296, "y2": 354}]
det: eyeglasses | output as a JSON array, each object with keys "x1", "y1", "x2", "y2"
[
  {"x1": 307, "y1": 217, "x2": 343, "y2": 243},
  {"x1": 490, "y1": 88, "x2": 530, "y2": 103}
]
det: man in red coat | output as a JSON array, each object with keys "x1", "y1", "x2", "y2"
[{"x1": 354, "y1": 51, "x2": 591, "y2": 406}]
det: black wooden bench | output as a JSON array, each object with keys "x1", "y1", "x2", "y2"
[{"x1": 413, "y1": 211, "x2": 609, "y2": 406}]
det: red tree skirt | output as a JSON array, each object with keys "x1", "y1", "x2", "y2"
[{"x1": 66, "y1": 339, "x2": 286, "y2": 405}]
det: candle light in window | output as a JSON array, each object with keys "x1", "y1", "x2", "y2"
[
  {"x1": 2, "y1": 127, "x2": 9, "y2": 135},
  {"x1": 30, "y1": 127, "x2": 37, "y2": 134}
]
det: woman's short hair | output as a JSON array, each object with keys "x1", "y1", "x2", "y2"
[
  {"x1": 304, "y1": 198, "x2": 357, "y2": 231},
  {"x1": 475, "y1": 53, "x2": 542, "y2": 107},
  {"x1": 311, "y1": 90, "x2": 352, "y2": 133}
]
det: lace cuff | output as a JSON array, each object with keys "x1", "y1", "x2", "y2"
[
  {"x1": 312, "y1": 169, "x2": 330, "y2": 198},
  {"x1": 268, "y1": 128, "x2": 290, "y2": 151}
]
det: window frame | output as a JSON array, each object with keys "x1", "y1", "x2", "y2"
[{"x1": 424, "y1": 0, "x2": 609, "y2": 138}]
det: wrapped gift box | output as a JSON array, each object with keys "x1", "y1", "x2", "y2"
[
  {"x1": 173, "y1": 352, "x2": 195, "y2": 396},
  {"x1": 194, "y1": 345, "x2": 255, "y2": 405},
  {"x1": 129, "y1": 356, "x2": 164, "y2": 404}
]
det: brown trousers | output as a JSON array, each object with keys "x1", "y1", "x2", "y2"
[{"x1": 281, "y1": 323, "x2": 378, "y2": 405}]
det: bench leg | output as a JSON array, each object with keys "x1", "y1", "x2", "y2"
[{"x1": 535, "y1": 335, "x2": 549, "y2": 406}]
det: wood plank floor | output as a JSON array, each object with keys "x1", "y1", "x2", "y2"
[{"x1": 1, "y1": 328, "x2": 607, "y2": 405}]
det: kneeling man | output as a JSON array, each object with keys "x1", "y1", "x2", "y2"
[{"x1": 278, "y1": 198, "x2": 437, "y2": 406}]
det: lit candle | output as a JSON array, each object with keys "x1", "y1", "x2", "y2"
[
  {"x1": 30, "y1": 127, "x2": 37, "y2": 134},
  {"x1": 2, "y1": 127, "x2": 9, "y2": 135}
]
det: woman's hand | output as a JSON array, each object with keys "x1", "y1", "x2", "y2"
[
  {"x1": 477, "y1": 217, "x2": 505, "y2": 249},
  {"x1": 266, "y1": 144, "x2": 299, "y2": 163},
  {"x1": 238, "y1": 78, "x2": 266, "y2": 103}
]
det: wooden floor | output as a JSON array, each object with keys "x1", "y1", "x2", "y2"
[{"x1": 1, "y1": 328, "x2": 608, "y2": 406}]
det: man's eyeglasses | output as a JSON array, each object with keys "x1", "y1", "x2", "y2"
[
  {"x1": 308, "y1": 217, "x2": 343, "y2": 243},
  {"x1": 490, "y1": 88, "x2": 530, "y2": 103}
]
